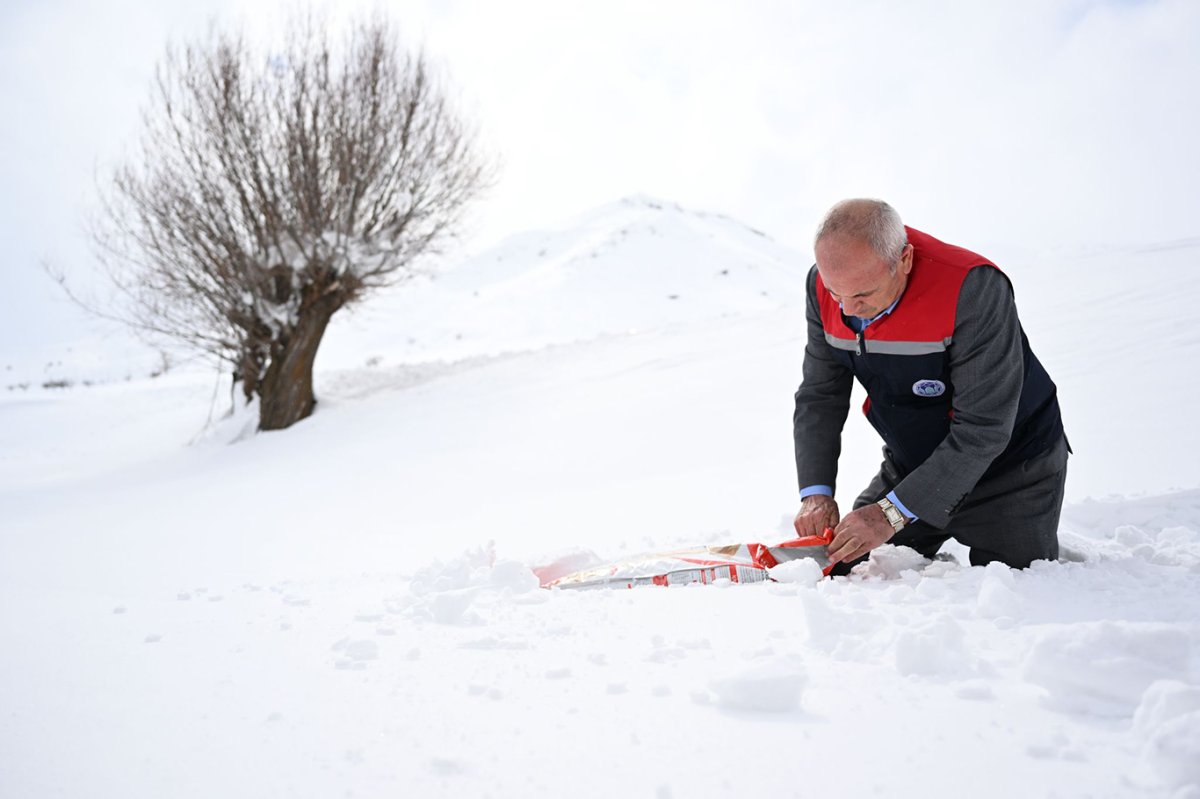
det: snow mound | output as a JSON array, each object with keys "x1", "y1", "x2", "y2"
[
  {"x1": 893, "y1": 613, "x2": 976, "y2": 678},
  {"x1": 1061, "y1": 489, "x2": 1200, "y2": 569},
  {"x1": 405, "y1": 544, "x2": 540, "y2": 626},
  {"x1": 1022, "y1": 621, "x2": 1193, "y2": 717},
  {"x1": 796, "y1": 589, "x2": 889, "y2": 659},
  {"x1": 1133, "y1": 680, "x2": 1200, "y2": 790}
]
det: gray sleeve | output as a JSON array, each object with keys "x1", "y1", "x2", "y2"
[
  {"x1": 893, "y1": 265, "x2": 1023, "y2": 528},
  {"x1": 793, "y1": 265, "x2": 853, "y2": 493}
]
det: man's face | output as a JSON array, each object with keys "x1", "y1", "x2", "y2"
[{"x1": 815, "y1": 235, "x2": 913, "y2": 319}]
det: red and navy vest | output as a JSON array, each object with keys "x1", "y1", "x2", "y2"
[{"x1": 816, "y1": 227, "x2": 1064, "y2": 478}]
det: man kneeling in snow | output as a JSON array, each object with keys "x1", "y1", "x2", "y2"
[{"x1": 792, "y1": 199, "x2": 1069, "y2": 574}]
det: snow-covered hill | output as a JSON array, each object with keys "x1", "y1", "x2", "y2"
[
  {"x1": 1, "y1": 199, "x2": 1198, "y2": 798},
  {"x1": 319, "y1": 195, "x2": 806, "y2": 369}
]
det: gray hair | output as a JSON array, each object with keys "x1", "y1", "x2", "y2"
[{"x1": 814, "y1": 199, "x2": 908, "y2": 265}]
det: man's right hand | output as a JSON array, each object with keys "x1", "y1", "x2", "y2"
[{"x1": 794, "y1": 494, "x2": 840, "y2": 538}]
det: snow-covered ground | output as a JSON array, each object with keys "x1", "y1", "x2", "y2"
[{"x1": 2, "y1": 198, "x2": 1198, "y2": 798}]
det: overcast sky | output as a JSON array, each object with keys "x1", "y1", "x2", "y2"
[{"x1": 2, "y1": 0, "x2": 1198, "y2": 356}]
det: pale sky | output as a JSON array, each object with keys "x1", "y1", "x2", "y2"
[{"x1": 2, "y1": 0, "x2": 1198, "y2": 357}]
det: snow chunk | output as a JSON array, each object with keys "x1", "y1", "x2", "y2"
[
  {"x1": 410, "y1": 543, "x2": 536, "y2": 596},
  {"x1": 854, "y1": 544, "x2": 929, "y2": 580},
  {"x1": 427, "y1": 589, "x2": 482, "y2": 626},
  {"x1": 407, "y1": 543, "x2": 539, "y2": 625},
  {"x1": 709, "y1": 661, "x2": 807, "y2": 713},
  {"x1": 332, "y1": 638, "x2": 378, "y2": 660},
  {"x1": 767, "y1": 557, "x2": 824, "y2": 586},
  {"x1": 488, "y1": 559, "x2": 540, "y2": 593},
  {"x1": 1023, "y1": 622, "x2": 1192, "y2": 717},
  {"x1": 975, "y1": 563, "x2": 1024, "y2": 620}
]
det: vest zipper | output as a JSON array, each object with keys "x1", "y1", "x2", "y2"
[{"x1": 856, "y1": 331, "x2": 866, "y2": 356}]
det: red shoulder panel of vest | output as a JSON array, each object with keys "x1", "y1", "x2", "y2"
[{"x1": 815, "y1": 226, "x2": 996, "y2": 344}]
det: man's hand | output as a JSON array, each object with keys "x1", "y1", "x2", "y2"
[
  {"x1": 828, "y1": 504, "x2": 896, "y2": 566},
  {"x1": 794, "y1": 494, "x2": 840, "y2": 538}
]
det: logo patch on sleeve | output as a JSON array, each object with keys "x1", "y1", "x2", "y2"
[{"x1": 912, "y1": 379, "x2": 946, "y2": 398}]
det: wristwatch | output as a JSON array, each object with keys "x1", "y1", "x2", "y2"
[{"x1": 876, "y1": 497, "x2": 909, "y2": 534}]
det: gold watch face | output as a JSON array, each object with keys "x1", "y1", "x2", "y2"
[{"x1": 878, "y1": 500, "x2": 903, "y2": 528}]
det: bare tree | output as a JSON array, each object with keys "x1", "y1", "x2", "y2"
[{"x1": 89, "y1": 17, "x2": 491, "y2": 430}]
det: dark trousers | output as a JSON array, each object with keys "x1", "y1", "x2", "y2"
[{"x1": 845, "y1": 436, "x2": 1069, "y2": 570}]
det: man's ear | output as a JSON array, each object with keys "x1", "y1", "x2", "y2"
[{"x1": 898, "y1": 244, "x2": 914, "y2": 276}]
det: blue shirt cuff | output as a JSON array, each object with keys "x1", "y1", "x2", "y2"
[
  {"x1": 800, "y1": 485, "x2": 834, "y2": 499},
  {"x1": 886, "y1": 490, "x2": 918, "y2": 522}
]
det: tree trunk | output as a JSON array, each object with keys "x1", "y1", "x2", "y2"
[{"x1": 257, "y1": 293, "x2": 341, "y2": 431}]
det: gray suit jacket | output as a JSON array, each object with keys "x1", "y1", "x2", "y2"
[{"x1": 793, "y1": 264, "x2": 1024, "y2": 529}]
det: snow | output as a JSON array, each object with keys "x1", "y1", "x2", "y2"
[
  {"x1": 767, "y1": 557, "x2": 826, "y2": 586},
  {"x1": 2, "y1": 197, "x2": 1199, "y2": 798}
]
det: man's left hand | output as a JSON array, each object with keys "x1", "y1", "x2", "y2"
[{"x1": 828, "y1": 504, "x2": 897, "y2": 566}]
